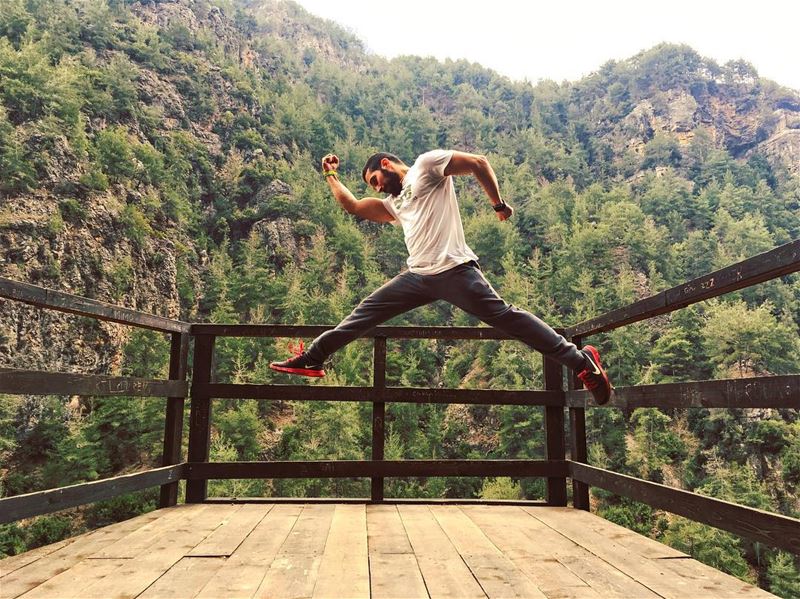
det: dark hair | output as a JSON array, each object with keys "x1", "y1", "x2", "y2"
[{"x1": 362, "y1": 152, "x2": 404, "y2": 182}]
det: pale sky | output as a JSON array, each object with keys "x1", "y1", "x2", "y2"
[{"x1": 292, "y1": 0, "x2": 800, "y2": 91}]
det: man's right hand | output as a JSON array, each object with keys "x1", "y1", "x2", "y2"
[{"x1": 322, "y1": 153, "x2": 339, "y2": 173}]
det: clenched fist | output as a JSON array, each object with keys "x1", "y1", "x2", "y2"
[
  {"x1": 496, "y1": 204, "x2": 514, "y2": 222},
  {"x1": 321, "y1": 153, "x2": 339, "y2": 172}
]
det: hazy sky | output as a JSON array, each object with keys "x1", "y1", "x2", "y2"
[{"x1": 292, "y1": 0, "x2": 800, "y2": 91}]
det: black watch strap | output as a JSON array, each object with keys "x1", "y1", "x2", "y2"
[{"x1": 492, "y1": 201, "x2": 507, "y2": 212}]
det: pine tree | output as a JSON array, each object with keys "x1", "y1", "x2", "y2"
[{"x1": 767, "y1": 552, "x2": 800, "y2": 598}]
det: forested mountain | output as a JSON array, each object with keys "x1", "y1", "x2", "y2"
[{"x1": 1, "y1": 0, "x2": 800, "y2": 594}]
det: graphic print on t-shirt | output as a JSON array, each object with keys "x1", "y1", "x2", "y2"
[{"x1": 397, "y1": 183, "x2": 414, "y2": 209}]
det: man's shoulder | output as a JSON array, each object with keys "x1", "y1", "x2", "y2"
[
  {"x1": 414, "y1": 149, "x2": 454, "y2": 177},
  {"x1": 415, "y1": 149, "x2": 452, "y2": 162}
]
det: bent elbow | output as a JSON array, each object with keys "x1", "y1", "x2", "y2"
[{"x1": 474, "y1": 154, "x2": 490, "y2": 172}]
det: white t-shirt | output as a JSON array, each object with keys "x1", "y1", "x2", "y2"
[{"x1": 381, "y1": 150, "x2": 479, "y2": 275}]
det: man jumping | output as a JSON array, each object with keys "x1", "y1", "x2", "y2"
[{"x1": 270, "y1": 150, "x2": 612, "y2": 404}]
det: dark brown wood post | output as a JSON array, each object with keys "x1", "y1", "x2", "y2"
[
  {"x1": 543, "y1": 342, "x2": 567, "y2": 506},
  {"x1": 569, "y1": 335, "x2": 590, "y2": 510},
  {"x1": 371, "y1": 336, "x2": 386, "y2": 501},
  {"x1": 159, "y1": 332, "x2": 190, "y2": 508},
  {"x1": 186, "y1": 334, "x2": 215, "y2": 503}
]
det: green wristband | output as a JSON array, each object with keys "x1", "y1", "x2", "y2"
[{"x1": 323, "y1": 170, "x2": 337, "y2": 178}]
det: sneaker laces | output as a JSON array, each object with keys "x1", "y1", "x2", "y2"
[
  {"x1": 287, "y1": 339, "x2": 305, "y2": 356},
  {"x1": 577, "y1": 368, "x2": 600, "y2": 390}
]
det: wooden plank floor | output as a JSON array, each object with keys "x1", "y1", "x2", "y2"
[{"x1": 0, "y1": 503, "x2": 776, "y2": 599}]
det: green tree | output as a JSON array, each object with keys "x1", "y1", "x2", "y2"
[
  {"x1": 650, "y1": 307, "x2": 712, "y2": 382},
  {"x1": 625, "y1": 408, "x2": 686, "y2": 481},
  {"x1": 215, "y1": 402, "x2": 263, "y2": 461},
  {"x1": 663, "y1": 518, "x2": 753, "y2": 582},
  {"x1": 479, "y1": 477, "x2": 522, "y2": 500},
  {"x1": 767, "y1": 552, "x2": 800, "y2": 599},
  {"x1": 641, "y1": 133, "x2": 682, "y2": 170},
  {"x1": 702, "y1": 300, "x2": 800, "y2": 377}
]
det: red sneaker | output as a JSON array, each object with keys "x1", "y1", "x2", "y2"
[
  {"x1": 577, "y1": 345, "x2": 612, "y2": 405},
  {"x1": 269, "y1": 340, "x2": 325, "y2": 377}
]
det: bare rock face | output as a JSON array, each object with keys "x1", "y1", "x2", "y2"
[
  {"x1": 622, "y1": 101, "x2": 656, "y2": 154},
  {"x1": 130, "y1": 1, "x2": 243, "y2": 59},
  {"x1": 252, "y1": 0, "x2": 368, "y2": 73},
  {"x1": 255, "y1": 179, "x2": 293, "y2": 205},
  {"x1": 0, "y1": 194, "x2": 181, "y2": 374},
  {"x1": 665, "y1": 91, "x2": 699, "y2": 133},
  {"x1": 747, "y1": 112, "x2": 800, "y2": 176},
  {"x1": 137, "y1": 69, "x2": 187, "y2": 126},
  {"x1": 617, "y1": 85, "x2": 800, "y2": 174},
  {"x1": 251, "y1": 217, "x2": 315, "y2": 270}
]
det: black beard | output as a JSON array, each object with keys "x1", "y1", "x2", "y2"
[{"x1": 382, "y1": 168, "x2": 403, "y2": 196}]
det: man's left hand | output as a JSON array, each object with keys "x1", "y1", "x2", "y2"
[{"x1": 496, "y1": 204, "x2": 514, "y2": 221}]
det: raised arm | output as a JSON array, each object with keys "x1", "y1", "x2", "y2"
[
  {"x1": 321, "y1": 154, "x2": 394, "y2": 224},
  {"x1": 444, "y1": 151, "x2": 514, "y2": 221}
]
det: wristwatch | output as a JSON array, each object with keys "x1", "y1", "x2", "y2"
[{"x1": 492, "y1": 201, "x2": 507, "y2": 212}]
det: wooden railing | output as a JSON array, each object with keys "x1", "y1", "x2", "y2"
[
  {"x1": 184, "y1": 324, "x2": 568, "y2": 505},
  {"x1": 0, "y1": 278, "x2": 191, "y2": 521},
  {"x1": 1, "y1": 240, "x2": 799, "y2": 554},
  {"x1": 563, "y1": 239, "x2": 800, "y2": 553}
]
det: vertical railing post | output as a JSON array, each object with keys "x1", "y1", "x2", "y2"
[
  {"x1": 569, "y1": 335, "x2": 590, "y2": 511},
  {"x1": 371, "y1": 336, "x2": 386, "y2": 501},
  {"x1": 159, "y1": 331, "x2": 190, "y2": 508},
  {"x1": 543, "y1": 337, "x2": 567, "y2": 506},
  {"x1": 186, "y1": 334, "x2": 215, "y2": 503}
]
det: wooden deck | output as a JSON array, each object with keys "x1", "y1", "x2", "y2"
[{"x1": 0, "y1": 503, "x2": 775, "y2": 599}]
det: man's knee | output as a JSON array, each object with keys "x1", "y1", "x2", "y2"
[{"x1": 472, "y1": 301, "x2": 515, "y2": 324}]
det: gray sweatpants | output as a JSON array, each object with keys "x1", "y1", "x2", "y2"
[{"x1": 305, "y1": 261, "x2": 587, "y2": 372}]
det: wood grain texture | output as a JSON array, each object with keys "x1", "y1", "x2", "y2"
[
  {"x1": 194, "y1": 504, "x2": 300, "y2": 599},
  {"x1": 570, "y1": 461, "x2": 800, "y2": 554},
  {"x1": 186, "y1": 334, "x2": 215, "y2": 503},
  {"x1": 527, "y1": 507, "x2": 769, "y2": 599},
  {"x1": 0, "y1": 465, "x2": 185, "y2": 524},
  {"x1": 1, "y1": 508, "x2": 170, "y2": 598},
  {"x1": 199, "y1": 382, "x2": 564, "y2": 405},
  {"x1": 398, "y1": 505, "x2": 485, "y2": 599},
  {"x1": 80, "y1": 503, "x2": 239, "y2": 598},
  {"x1": 431, "y1": 506, "x2": 547, "y2": 598},
  {"x1": 253, "y1": 504, "x2": 335, "y2": 599},
  {"x1": 566, "y1": 375, "x2": 800, "y2": 409},
  {"x1": 0, "y1": 369, "x2": 187, "y2": 399},
  {"x1": 3, "y1": 503, "x2": 778, "y2": 599},
  {"x1": 0, "y1": 277, "x2": 189, "y2": 333},
  {"x1": 186, "y1": 459, "x2": 567, "y2": 479},
  {"x1": 312, "y1": 505, "x2": 369, "y2": 598},
  {"x1": 365, "y1": 506, "x2": 428, "y2": 599}
]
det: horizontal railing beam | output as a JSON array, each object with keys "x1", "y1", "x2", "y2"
[
  {"x1": 566, "y1": 374, "x2": 800, "y2": 409},
  {"x1": 0, "y1": 368, "x2": 188, "y2": 398},
  {"x1": 203, "y1": 497, "x2": 550, "y2": 506},
  {"x1": 0, "y1": 277, "x2": 190, "y2": 333},
  {"x1": 0, "y1": 464, "x2": 185, "y2": 524},
  {"x1": 566, "y1": 239, "x2": 800, "y2": 338},
  {"x1": 569, "y1": 461, "x2": 800, "y2": 554},
  {"x1": 196, "y1": 383, "x2": 564, "y2": 406},
  {"x1": 186, "y1": 460, "x2": 567, "y2": 479},
  {"x1": 191, "y1": 324, "x2": 514, "y2": 340}
]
